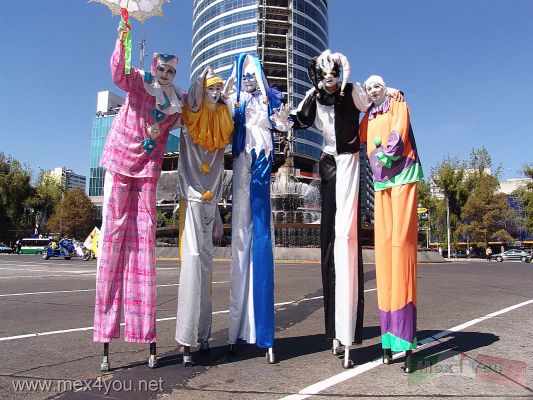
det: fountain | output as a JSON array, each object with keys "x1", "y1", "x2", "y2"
[{"x1": 270, "y1": 135, "x2": 321, "y2": 247}]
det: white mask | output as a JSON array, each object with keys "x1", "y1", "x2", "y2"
[
  {"x1": 320, "y1": 69, "x2": 339, "y2": 91},
  {"x1": 205, "y1": 83, "x2": 222, "y2": 104},
  {"x1": 242, "y1": 72, "x2": 258, "y2": 93},
  {"x1": 366, "y1": 82, "x2": 386, "y2": 104},
  {"x1": 155, "y1": 64, "x2": 176, "y2": 86}
]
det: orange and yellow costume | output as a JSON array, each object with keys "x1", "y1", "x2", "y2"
[{"x1": 360, "y1": 95, "x2": 423, "y2": 351}]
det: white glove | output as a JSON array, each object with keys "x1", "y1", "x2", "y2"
[
  {"x1": 222, "y1": 76, "x2": 236, "y2": 99},
  {"x1": 270, "y1": 104, "x2": 294, "y2": 132},
  {"x1": 146, "y1": 123, "x2": 162, "y2": 140}
]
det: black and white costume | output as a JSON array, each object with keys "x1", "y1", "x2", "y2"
[{"x1": 290, "y1": 50, "x2": 370, "y2": 367}]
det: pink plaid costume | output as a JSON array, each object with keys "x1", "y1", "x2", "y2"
[{"x1": 94, "y1": 39, "x2": 181, "y2": 343}]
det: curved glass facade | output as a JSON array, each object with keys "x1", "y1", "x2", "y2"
[
  {"x1": 191, "y1": 0, "x2": 328, "y2": 163},
  {"x1": 192, "y1": 0, "x2": 259, "y2": 78}
]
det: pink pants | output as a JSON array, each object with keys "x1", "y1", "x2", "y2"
[{"x1": 93, "y1": 172, "x2": 158, "y2": 343}]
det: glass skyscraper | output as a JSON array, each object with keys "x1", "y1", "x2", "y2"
[
  {"x1": 89, "y1": 91, "x2": 180, "y2": 196},
  {"x1": 191, "y1": 0, "x2": 329, "y2": 167}
]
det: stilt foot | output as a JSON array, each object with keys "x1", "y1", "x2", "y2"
[
  {"x1": 266, "y1": 348, "x2": 275, "y2": 364},
  {"x1": 100, "y1": 356, "x2": 110, "y2": 372},
  {"x1": 199, "y1": 341, "x2": 210, "y2": 354},
  {"x1": 332, "y1": 339, "x2": 342, "y2": 356},
  {"x1": 403, "y1": 350, "x2": 414, "y2": 373},
  {"x1": 383, "y1": 348, "x2": 393, "y2": 365}
]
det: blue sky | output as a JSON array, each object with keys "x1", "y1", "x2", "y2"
[{"x1": 1, "y1": 0, "x2": 531, "y2": 183}]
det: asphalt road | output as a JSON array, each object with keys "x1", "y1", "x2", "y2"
[{"x1": 0, "y1": 254, "x2": 532, "y2": 400}]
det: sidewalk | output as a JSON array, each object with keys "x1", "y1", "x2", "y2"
[{"x1": 156, "y1": 247, "x2": 447, "y2": 263}]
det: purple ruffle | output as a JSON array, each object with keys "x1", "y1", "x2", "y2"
[
  {"x1": 380, "y1": 302, "x2": 417, "y2": 343},
  {"x1": 368, "y1": 96, "x2": 391, "y2": 120}
]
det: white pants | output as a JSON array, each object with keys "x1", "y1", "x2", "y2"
[
  {"x1": 175, "y1": 200, "x2": 216, "y2": 347},
  {"x1": 333, "y1": 153, "x2": 360, "y2": 346}
]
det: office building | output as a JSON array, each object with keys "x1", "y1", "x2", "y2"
[
  {"x1": 191, "y1": 0, "x2": 329, "y2": 170},
  {"x1": 47, "y1": 167, "x2": 87, "y2": 192},
  {"x1": 89, "y1": 90, "x2": 180, "y2": 197}
]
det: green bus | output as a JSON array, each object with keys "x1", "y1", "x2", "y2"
[{"x1": 19, "y1": 238, "x2": 51, "y2": 254}]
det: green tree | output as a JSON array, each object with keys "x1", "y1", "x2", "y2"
[
  {"x1": 25, "y1": 171, "x2": 63, "y2": 231},
  {"x1": 417, "y1": 179, "x2": 445, "y2": 245},
  {"x1": 0, "y1": 153, "x2": 34, "y2": 241},
  {"x1": 456, "y1": 147, "x2": 514, "y2": 245},
  {"x1": 47, "y1": 189, "x2": 96, "y2": 239},
  {"x1": 458, "y1": 172, "x2": 514, "y2": 245},
  {"x1": 512, "y1": 163, "x2": 533, "y2": 233},
  {"x1": 431, "y1": 156, "x2": 471, "y2": 243}
]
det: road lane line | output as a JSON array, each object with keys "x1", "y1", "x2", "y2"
[
  {"x1": 0, "y1": 273, "x2": 97, "y2": 279},
  {"x1": 0, "y1": 267, "x2": 95, "y2": 274},
  {"x1": 0, "y1": 290, "x2": 376, "y2": 342},
  {"x1": 278, "y1": 298, "x2": 533, "y2": 400},
  {"x1": 0, "y1": 281, "x2": 230, "y2": 298}
]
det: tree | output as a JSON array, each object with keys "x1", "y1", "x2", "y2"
[
  {"x1": 0, "y1": 153, "x2": 34, "y2": 241},
  {"x1": 47, "y1": 189, "x2": 96, "y2": 239},
  {"x1": 417, "y1": 179, "x2": 445, "y2": 245},
  {"x1": 25, "y1": 171, "x2": 63, "y2": 231},
  {"x1": 512, "y1": 163, "x2": 533, "y2": 233},
  {"x1": 431, "y1": 156, "x2": 471, "y2": 243},
  {"x1": 456, "y1": 148, "x2": 514, "y2": 245},
  {"x1": 458, "y1": 172, "x2": 514, "y2": 245}
]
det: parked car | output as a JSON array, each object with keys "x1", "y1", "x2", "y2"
[
  {"x1": 0, "y1": 243, "x2": 13, "y2": 253},
  {"x1": 492, "y1": 249, "x2": 532, "y2": 263}
]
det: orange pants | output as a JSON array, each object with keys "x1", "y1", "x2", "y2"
[{"x1": 374, "y1": 182, "x2": 418, "y2": 350}]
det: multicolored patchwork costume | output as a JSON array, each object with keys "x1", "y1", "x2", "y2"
[
  {"x1": 93, "y1": 38, "x2": 183, "y2": 344},
  {"x1": 359, "y1": 91, "x2": 423, "y2": 352}
]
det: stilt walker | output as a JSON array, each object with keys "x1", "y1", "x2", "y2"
[
  {"x1": 359, "y1": 75, "x2": 423, "y2": 373},
  {"x1": 225, "y1": 53, "x2": 292, "y2": 364},
  {"x1": 175, "y1": 67, "x2": 233, "y2": 366},
  {"x1": 287, "y1": 50, "x2": 370, "y2": 368},
  {"x1": 93, "y1": 9, "x2": 184, "y2": 371}
]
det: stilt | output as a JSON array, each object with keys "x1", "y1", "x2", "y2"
[
  {"x1": 199, "y1": 341, "x2": 210, "y2": 354},
  {"x1": 332, "y1": 339, "x2": 342, "y2": 356},
  {"x1": 266, "y1": 347, "x2": 275, "y2": 364},
  {"x1": 228, "y1": 343, "x2": 238, "y2": 354},
  {"x1": 342, "y1": 346, "x2": 354, "y2": 369},
  {"x1": 383, "y1": 348, "x2": 393, "y2": 365},
  {"x1": 183, "y1": 345, "x2": 193, "y2": 366},
  {"x1": 148, "y1": 342, "x2": 158, "y2": 368},
  {"x1": 100, "y1": 343, "x2": 110, "y2": 372},
  {"x1": 403, "y1": 350, "x2": 413, "y2": 373}
]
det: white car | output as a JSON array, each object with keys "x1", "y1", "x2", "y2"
[{"x1": 0, "y1": 243, "x2": 14, "y2": 253}]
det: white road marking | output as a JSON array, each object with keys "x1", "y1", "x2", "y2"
[
  {"x1": 0, "y1": 281, "x2": 230, "y2": 298},
  {"x1": 278, "y1": 298, "x2": 533, "y2": 400},
  {"x1": 0, "y1": 267, "x2": 95, "y2": 274},
  {"x1": 0, "y1": 273, "x2": 97, "y2": 279},
  {"x1": 0, "y1": 290, "x2": 363, "y2": 342}
]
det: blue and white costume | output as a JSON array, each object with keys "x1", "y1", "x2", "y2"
[{"x1": 226, "y1": 54, "x2": 289, "y2": 349}]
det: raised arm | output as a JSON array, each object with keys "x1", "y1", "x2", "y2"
[
  {"x1": 186, "y1": 67, "x2": 211, "y2": 112},
  {"x1": 351, "y1": 82, "x2": 371, "y2": 112},
  {"x1": 111, "y1": 38, "x2": 142, "y2": 93},
  {"x1": 290, "y1": 89, "x2": 317, "y2": 130}
]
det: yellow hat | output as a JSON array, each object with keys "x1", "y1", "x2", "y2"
[{"x1": 204, "y1": 75, "x2": 223, "y2": 88}]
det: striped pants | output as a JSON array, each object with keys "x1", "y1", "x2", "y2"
[{"x1": 93, "y1": 172, "x2": 158, "y2": 344}]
